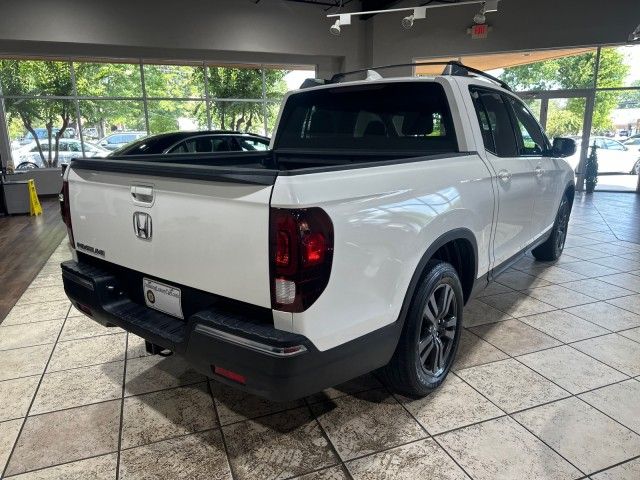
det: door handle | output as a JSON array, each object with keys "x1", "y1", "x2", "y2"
[
  {"x1": 534, "y1": 165, "x2": 545, "y2": 177},
  {"x1": 497, "y1": 169, "x2": 512, "y2": 181},
  {"x1": 131, "y1": 185, "x2": 154, "y2": 204}
]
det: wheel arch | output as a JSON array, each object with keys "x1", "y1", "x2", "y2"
[
  {"x1": 397, "y1": 228, "x2": 478, "y2": 330},
  {"x1": 564, "y1": 182, "x2": 575, "y2": 208}
]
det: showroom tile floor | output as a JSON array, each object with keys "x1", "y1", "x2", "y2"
[{"x1": 1, "y1": 192, "x2": 639, "y2": 480}]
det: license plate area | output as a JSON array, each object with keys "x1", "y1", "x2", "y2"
[{"x1": 143, "y1": 278, "x2": 184, "y2": 319}]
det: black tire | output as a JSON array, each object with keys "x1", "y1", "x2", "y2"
[
  {"x1": 632, "y1": 160, "x2": 640, "y2": 175},
  {"x1": 16, "y1": 161, "x2": 39, "y2": 170},
  {"x1": 532, "y1": 193, "x2": 571, "y2": 262},
  {"x1": 380, "y1": 260, "x2": 463, "y2": 397}
]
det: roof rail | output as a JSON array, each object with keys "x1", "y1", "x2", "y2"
[{"x1": 328, "y1": 60, "x2": 512, "y2": 92}]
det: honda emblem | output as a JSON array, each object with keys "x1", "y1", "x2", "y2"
[{"x1": 133, "y1": 212, "x2": 152, "y2": 240}]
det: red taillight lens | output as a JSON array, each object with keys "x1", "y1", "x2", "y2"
[
  {"x1": 61, "y1": 179, "x2": 75, "y2": 248},
  {"x1": 275, "y1": 231, "x2": 291, "y2": 267},
  {"x1": 270, "y1": 208, "x2": 333, "y2": 313},
  {"x1": 302, "y1": 232, "x2": 325, "y2": 266}
]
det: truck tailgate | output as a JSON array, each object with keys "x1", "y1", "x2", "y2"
[{"x1": 67, "y1": 164, "x2": 275, "y2": 308}]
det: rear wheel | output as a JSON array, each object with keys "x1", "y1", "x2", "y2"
[
  {"x1": 532, "y1": 193, "x2": 570, "y2": 261},
  {"x1": 380, "y1": 260, "x2": 463, "y2": 397},
  {"x1": 632, "y1": 160, "x2": 640, "y2": 175}
]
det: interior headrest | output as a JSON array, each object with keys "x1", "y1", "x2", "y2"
[
  {"x1": 308, "y1": 109, "x2": 334, "y2": 135},
  {"x1": 363, "y1": 120, "x2": 386, "y2": 137},
  {"x1": 402, "y1": 112, "x2": 434, "y2": 136}
]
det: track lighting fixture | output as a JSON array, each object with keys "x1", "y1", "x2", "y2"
[
  {"x1": 330, "y1": 19, "x2": 341, "y2": 35},
  {"x1": 329, "y1": 14, "x2": 351, "y2": 36},
  {"x1": 401, "y1": 7, "x2": 426, "y2": 29},
  {"x1": 473, "y1": 3, "x2": 486, "y2": 24},
  {"x1": 402, "y1": 14, "x2": 415, "y2": 29},
  {"x1": 326, "y1": 1, "x2": 499, "y2": 35}
]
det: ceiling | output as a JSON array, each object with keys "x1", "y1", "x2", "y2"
[{"x1": 279, "y1": 0, "x2": 400, "y2": 11}]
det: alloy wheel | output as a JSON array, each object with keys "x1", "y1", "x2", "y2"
[
  {"x1": 417, "y1": 283, "x2": 458, "y2": 377},
  {"x1": 555, "y1": 198, "x2": 569, "y2": 254}
]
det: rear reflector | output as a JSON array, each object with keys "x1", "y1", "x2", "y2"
[{"x1": 214, "y1": 366, "x2": 246, "y2": 384}]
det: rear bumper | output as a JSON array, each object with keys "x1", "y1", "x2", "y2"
[{"x1": 61, "y1": 259, "x2": 399, "y2": 401}]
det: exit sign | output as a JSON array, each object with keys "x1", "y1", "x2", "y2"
[{"x1": 468, "y1": 24, "x2": 490, "y2": 39}]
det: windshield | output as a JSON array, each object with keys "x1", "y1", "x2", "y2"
[{"x1": 275, "y1": 82, "x2": 457, "y2": 154}]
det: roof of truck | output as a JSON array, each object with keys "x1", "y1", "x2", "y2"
[{"x1": 296, "y1": 61, "x2": 511, "y2": 94}]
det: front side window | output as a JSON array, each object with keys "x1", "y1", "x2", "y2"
[
  {"x1": 469, "y1": 88, "x2": 518, "y2": 157},
  {"x1": 275, "y1": 82, "x2": 457, "y2": 154},
  {"x1": 506, "y1": 97, "x2": 548, "y2": 156}
]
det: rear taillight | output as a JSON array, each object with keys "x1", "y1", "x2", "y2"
[
  {"x1": 270, "y1": 208, "x2": 334, "y2": 312},
  {"x1": 60, "y1": 179, "x2": 75, "y2": 248}
]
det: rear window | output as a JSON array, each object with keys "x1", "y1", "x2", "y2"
[{"x1": 275, "y1": 82, "x2": 457, "y2": 153}]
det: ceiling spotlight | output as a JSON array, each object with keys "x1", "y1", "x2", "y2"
[
  {"x1": 330, "y1": 19, "x2": 341, "y2": 35},
  {"x1": 402, "y1": 7, "x2": 425, "y2": 29},
  {"x1": 473, "y1": 4, "x2": 486, "y2": 24},
  {"x1": 402, "y1": 14, "x2": 414, "y2": 29}
]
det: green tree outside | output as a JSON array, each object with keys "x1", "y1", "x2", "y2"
[
  {"x1": 204, "y1": 67, "x2": 287, "y2": 133},
  {"x1": 1, "y1": 59, "x2": 292, "y2": 169},
  {"x1": 499, "y1": 49, "x2": 630, "y2": 136},
  {"x1": 0, "y1": 59, "x2": 75, "y2": 167}
]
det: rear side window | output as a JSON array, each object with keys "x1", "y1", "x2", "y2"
[
  {"x1": 275, "y1": 82, "x2": 457, "y2": 153},
  {"x1": 470, "y1": 88, "x2": 518, "y2": 157}
]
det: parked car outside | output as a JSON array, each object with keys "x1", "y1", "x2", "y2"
[
  {"x1": 83, "y1": 127, "x2": 100, "y2": 140},
  {"x1": 13, "y1": 138, "x2": 109, "y2": 169},
  {"x1": 97, "y1": 131, "x2": 147, "y2": 151},
  {"x1": 623, "y1": 136, "x2": 640, "y2": 148},
  {"x1": 11, "y1": 128, "x2": 75, "y2": 150},
  {"x1": 110, "y1": 130, "x2": 270, "y2": 156},
  {"x1": 565, "y1": 136, "x2": 640, "y2": 174},
  {"x1": 61, "y1": 65, "x2": 577, "y2": 401}
]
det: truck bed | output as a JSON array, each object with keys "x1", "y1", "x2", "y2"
[{"x1": 74, "y1": 148, "x2": 459, "y2": 184}]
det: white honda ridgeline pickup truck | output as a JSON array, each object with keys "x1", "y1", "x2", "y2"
[{"x1": 60, "y1": 62, "x2": 577, "y2": 401}]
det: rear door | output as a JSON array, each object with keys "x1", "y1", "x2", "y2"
[
  {"x1": 469, "y1": 87, "x2": 536, "y2": 267},
  {"x1": 67, "y1": 166, "x2": 274, "y2": 308}
]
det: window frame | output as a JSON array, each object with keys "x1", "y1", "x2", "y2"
[
  {"x1": 468, "y1": 86, "x2": 520, "y2": 158},
  {"x1": 504, "y1": 93, "x2": 551, "y2": 157}
]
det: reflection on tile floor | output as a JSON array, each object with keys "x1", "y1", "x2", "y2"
[{"x1": 1, "y1": 192, "x2": 640, "y2": 479}]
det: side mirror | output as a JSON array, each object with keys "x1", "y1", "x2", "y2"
[{"x1": 552, "y1": 137, "x2": 577, "y2": 157}]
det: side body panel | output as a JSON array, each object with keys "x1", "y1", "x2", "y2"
[
  {"x1": 453, "y1": 78, "x2": 574, "y2": 268},
  {"x1": 271, "y1": 153, "x2": 494, "y2": 351}
]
